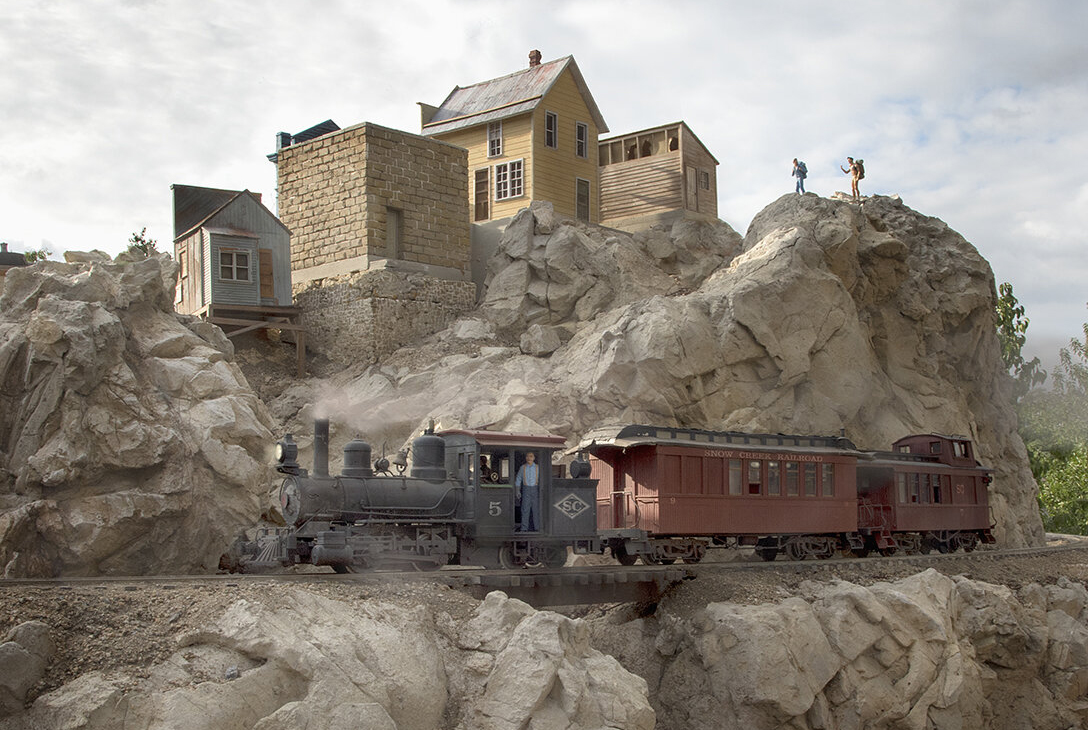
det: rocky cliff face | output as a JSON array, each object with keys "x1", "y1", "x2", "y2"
[
  {"x1": 0, "y1": 253, "x2": 275, "y2": 577},
  {"x1": 5, "y1": 571, "x2": 1088, "y2": 730},
  {"x1": 290, "y1": 195, "x2": 1041, "y2": 546}
]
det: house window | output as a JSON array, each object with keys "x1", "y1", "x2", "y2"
[
  {"x1": 494, "y1": 159, "x2": 524, "y2": 200},
  {"x1": 474, "y1": 169, "x2": 490, "y2": 221},
  {"x1": 176, "y1": 246, "x2": 187, "y2": 303},
  {"x1": 575, "y1": 122, "x2": 588, "y2": 158},
  {"x1": 576, "y1": 178, "x2": 590, "y2": 222},
  {"x1": 488, "y1": 122, "x2": 502, "y2": 157},
  {"x1": 545, "y1": 111, "x2": 558, "y2": 148},
  {"x1": 219, "y1": 250, "x2": 249, "y2": 281},
  {"x1": 700, "y1": 170, "x2": 710, "y2": 190}
]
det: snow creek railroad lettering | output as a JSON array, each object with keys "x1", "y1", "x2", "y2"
[{"x1": 702, "y1": 449, "x2": 826, "y2": 462}]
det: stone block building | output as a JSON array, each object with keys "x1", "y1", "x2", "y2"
[{"x1": 272, "y1": 121, "x2": 476, "y2": 366}]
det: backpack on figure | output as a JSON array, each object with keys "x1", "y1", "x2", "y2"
[
  {"x1": 855, "y1": 160, "x2": 865, "y2": 179},
  {"x1": 797, "y1": 161, "x2": 807, "y2": 178}
]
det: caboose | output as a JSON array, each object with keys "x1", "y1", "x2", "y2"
[{"x1": 855, "y1": 433, "x2": 995, "y2": 554}]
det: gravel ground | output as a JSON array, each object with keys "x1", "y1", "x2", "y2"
[{"x1": 3, "y1": 540, "x2": 1086, "y2": 704}]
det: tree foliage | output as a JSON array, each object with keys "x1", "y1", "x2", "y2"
[
  {"x1": 1023, "y1": 302, "x2": 1088, "y2": 534},
  {"x1": 128, "y1": 228, "x2": 158, "y2": 257},
  {"x1": 23, "y1": 247, "x2": 52, "y2": 262},
  {"x1": 1037, "y1": 447, "x2": 1088, "y2": 535},
  {"x1": 996, "y1": 282, "x2": 1046, "y2": 398}
]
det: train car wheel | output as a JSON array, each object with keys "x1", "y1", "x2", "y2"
[
  {"x1": 613, "y1": 544, "x2": 638, "y2": 566},
  {"x1": 757, "y1": 548, "x2": 778, "y2": 562},
  {"x1": 682, "y1": 546, "x2": 706, "y2": 564},
  {"x1": 851, "y1": 547, "x2": 870, "y2": 558},
  {"x1": 539, "y1": 546, "x2": 568, "y2": 569},
  {"x1": 785, "y1": 541, "x2": 806, "y2": 561},
  {"x1": 878, "y1": 547, "x2": 897, "y2": 557},
  {"x1": 332, "y1": 564, "x2": 355, "y2": 574}
]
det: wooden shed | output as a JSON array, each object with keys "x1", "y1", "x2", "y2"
[
  {"x1": 172, "y1": 184, "x2": 306, "y2": 374},
  {"x1": 597, "y1": 122, "x2": 719, "y2": 231}
]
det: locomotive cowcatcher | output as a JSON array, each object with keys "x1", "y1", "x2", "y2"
[{"x1": 226, "y1": 419, "x2": 600, "y2": 573}]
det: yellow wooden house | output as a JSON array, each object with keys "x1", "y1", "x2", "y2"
[{"x1": 420, "y1": 50, "x2": 608, "y2": 224}]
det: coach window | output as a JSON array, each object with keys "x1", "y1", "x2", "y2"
[
  {"x1": 929, "y1": 441, "x2": 942, "y2": 454},
  {"x1": 767, "y1": 461, "x2": 781, "y2": 496},
  {"x1": 953, "y1": 440, "x2": 970, "y2": 459},
  {"x1": 785, "y1": 462, "x2": 799, "y2": 495},
  {"x1": 909, "y1": 473, "x2": 921, "y2": 503},
  {"x1": 728, "y1": 459, "x2": 742, "y2": 495},
  {"x1": 804, "y1": 464, "x2": 817, "y2": 496},
  {"x1": 747, "y1": 460, "x2": 762, "y2": 495},
  {"x1": 930, "y1": 474, "x2": 942, "y2": 503},
  {"x1": 821, "y1": 464, "x2": 835, "y2": 497},
  {"x1": 897, "y1": 473, "x2": 907, "y2": 503}
]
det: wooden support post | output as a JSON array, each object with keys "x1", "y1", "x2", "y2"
[{"x1": 296, "y1": 329, "x2": 306, "y2": 377}]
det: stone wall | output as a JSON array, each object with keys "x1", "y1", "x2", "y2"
[
  {"x1": 293, "y1": 269, "x2": 476, "y2": 366},
  {"x1": 276, "y1": 122, "x2": 470, "y2": 274}
]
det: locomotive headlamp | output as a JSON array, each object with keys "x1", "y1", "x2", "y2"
[{"x1": 275, "y1": 434, "x2": 299, "y2": 474}]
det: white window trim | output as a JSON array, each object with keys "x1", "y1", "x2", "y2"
[
  {"x1": 494, "y1": 159, "x2": 525, "y2": 201},
  {"x1": 218, "y1": 249, "x2": 250, "y2": 282},
  {"x1": 488, "y1": 121, "x2": 503, "y2": 158},
  {"x1": 575, "y1": 122, "x2": 588, "y2": 158},
  {"x1": 544, "y1": 111, "x2": 558, "y2": 149}
]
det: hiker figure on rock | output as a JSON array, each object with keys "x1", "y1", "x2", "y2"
[
  {"x1": 841, "y1": 157, "x2": 864, "y2": 202},
  {"x1": 792, "y1": 158, "x2": 807, "y2": 194}
]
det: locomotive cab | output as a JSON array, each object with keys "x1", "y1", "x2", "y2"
[{"x1": 440, "y1": 429, "x2": 599, "y2": 568}]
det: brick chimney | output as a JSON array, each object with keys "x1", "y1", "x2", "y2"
[{"x1": 528, "y1": 49, "x2": 542, "y2": 67}]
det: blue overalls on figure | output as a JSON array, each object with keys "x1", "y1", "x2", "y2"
[{"x1": 516, "y1": 455, "x2": 540, "y2": 531}]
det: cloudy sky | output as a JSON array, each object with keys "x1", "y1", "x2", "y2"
[{"x1": 2, "y1": 0, "x2": 1084, "y2": 363}]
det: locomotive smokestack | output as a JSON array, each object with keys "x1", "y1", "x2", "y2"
[{"x1": 314, "y1": 419, "x2": 330, "y2": 478}]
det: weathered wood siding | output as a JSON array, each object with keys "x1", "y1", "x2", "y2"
[
  {"x1": 433, "y1": 113, "x2": 533, "y2": 222},
  {"x1": 173, "y1": 230, "x2": 204, "y2": 315},
  {"x1": 205, "y1": 195, "x2": 291, "y2": 306},
  {"x1": 683, "y1": 138, "x2": 718, "y2": 218},
  {"x1": 599, "y1": 153, "x2": 683, "y2": 221},
  {"x1": 532, "y1": 70, "x2": 600, "y2": 222},
  {"x1": 208, "y1": 233, "x2": 259, "y2": 306}
]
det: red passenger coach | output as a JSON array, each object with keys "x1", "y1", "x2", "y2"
[
  {"x1": 580, "y1": 424, "x2": 865, "y2": 563},
  {"x1": 856, "y1": 434, "x2": 995, "y2": 555}
]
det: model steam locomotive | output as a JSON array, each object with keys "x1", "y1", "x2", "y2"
[
  {"x1": 227, "y1": 418, "x2": 600, "y2": 572},
  {"x1": 225, "y1": 419, "x2": 995, "y2": 573}
]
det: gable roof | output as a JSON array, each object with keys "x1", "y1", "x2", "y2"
[
  {"x1": 422, "y1": 55, "x2": 607, "y2": 136},
  {"x1": 171, "y1": 184, "x2": 288, "y2": 242}
]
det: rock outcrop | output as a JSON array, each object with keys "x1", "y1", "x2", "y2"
[
  {"x1": 0, "y1": 589, "x2": 654, "y2": 730},
  {"x1": 6, "y1": 573, "x2": 1088, "y2": 729},
  {"x1": 289, "y1": 195, "x2": 1041, "y2": 546},
  {"x1": 593, "y1": 569, "x2": 1088, "y2": 730},
  {"x1": 0, "y1": 253, "x2": 275, "y2": 576}
]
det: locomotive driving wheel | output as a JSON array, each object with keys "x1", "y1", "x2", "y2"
[
  {"x1": 537, "y1": 545, "x2": 568, "y2": 569},
  {"x1": 498, "y1": 545, "x2": 522, "y2": 570}
]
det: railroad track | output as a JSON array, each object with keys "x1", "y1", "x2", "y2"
[{"x1": 1, "y1": 539, "x2": 1084, "y2": 607}]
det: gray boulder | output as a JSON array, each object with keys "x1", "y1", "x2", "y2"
[{"x1": 0, "y1": 254, "x2": 275, "y2": 576}]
